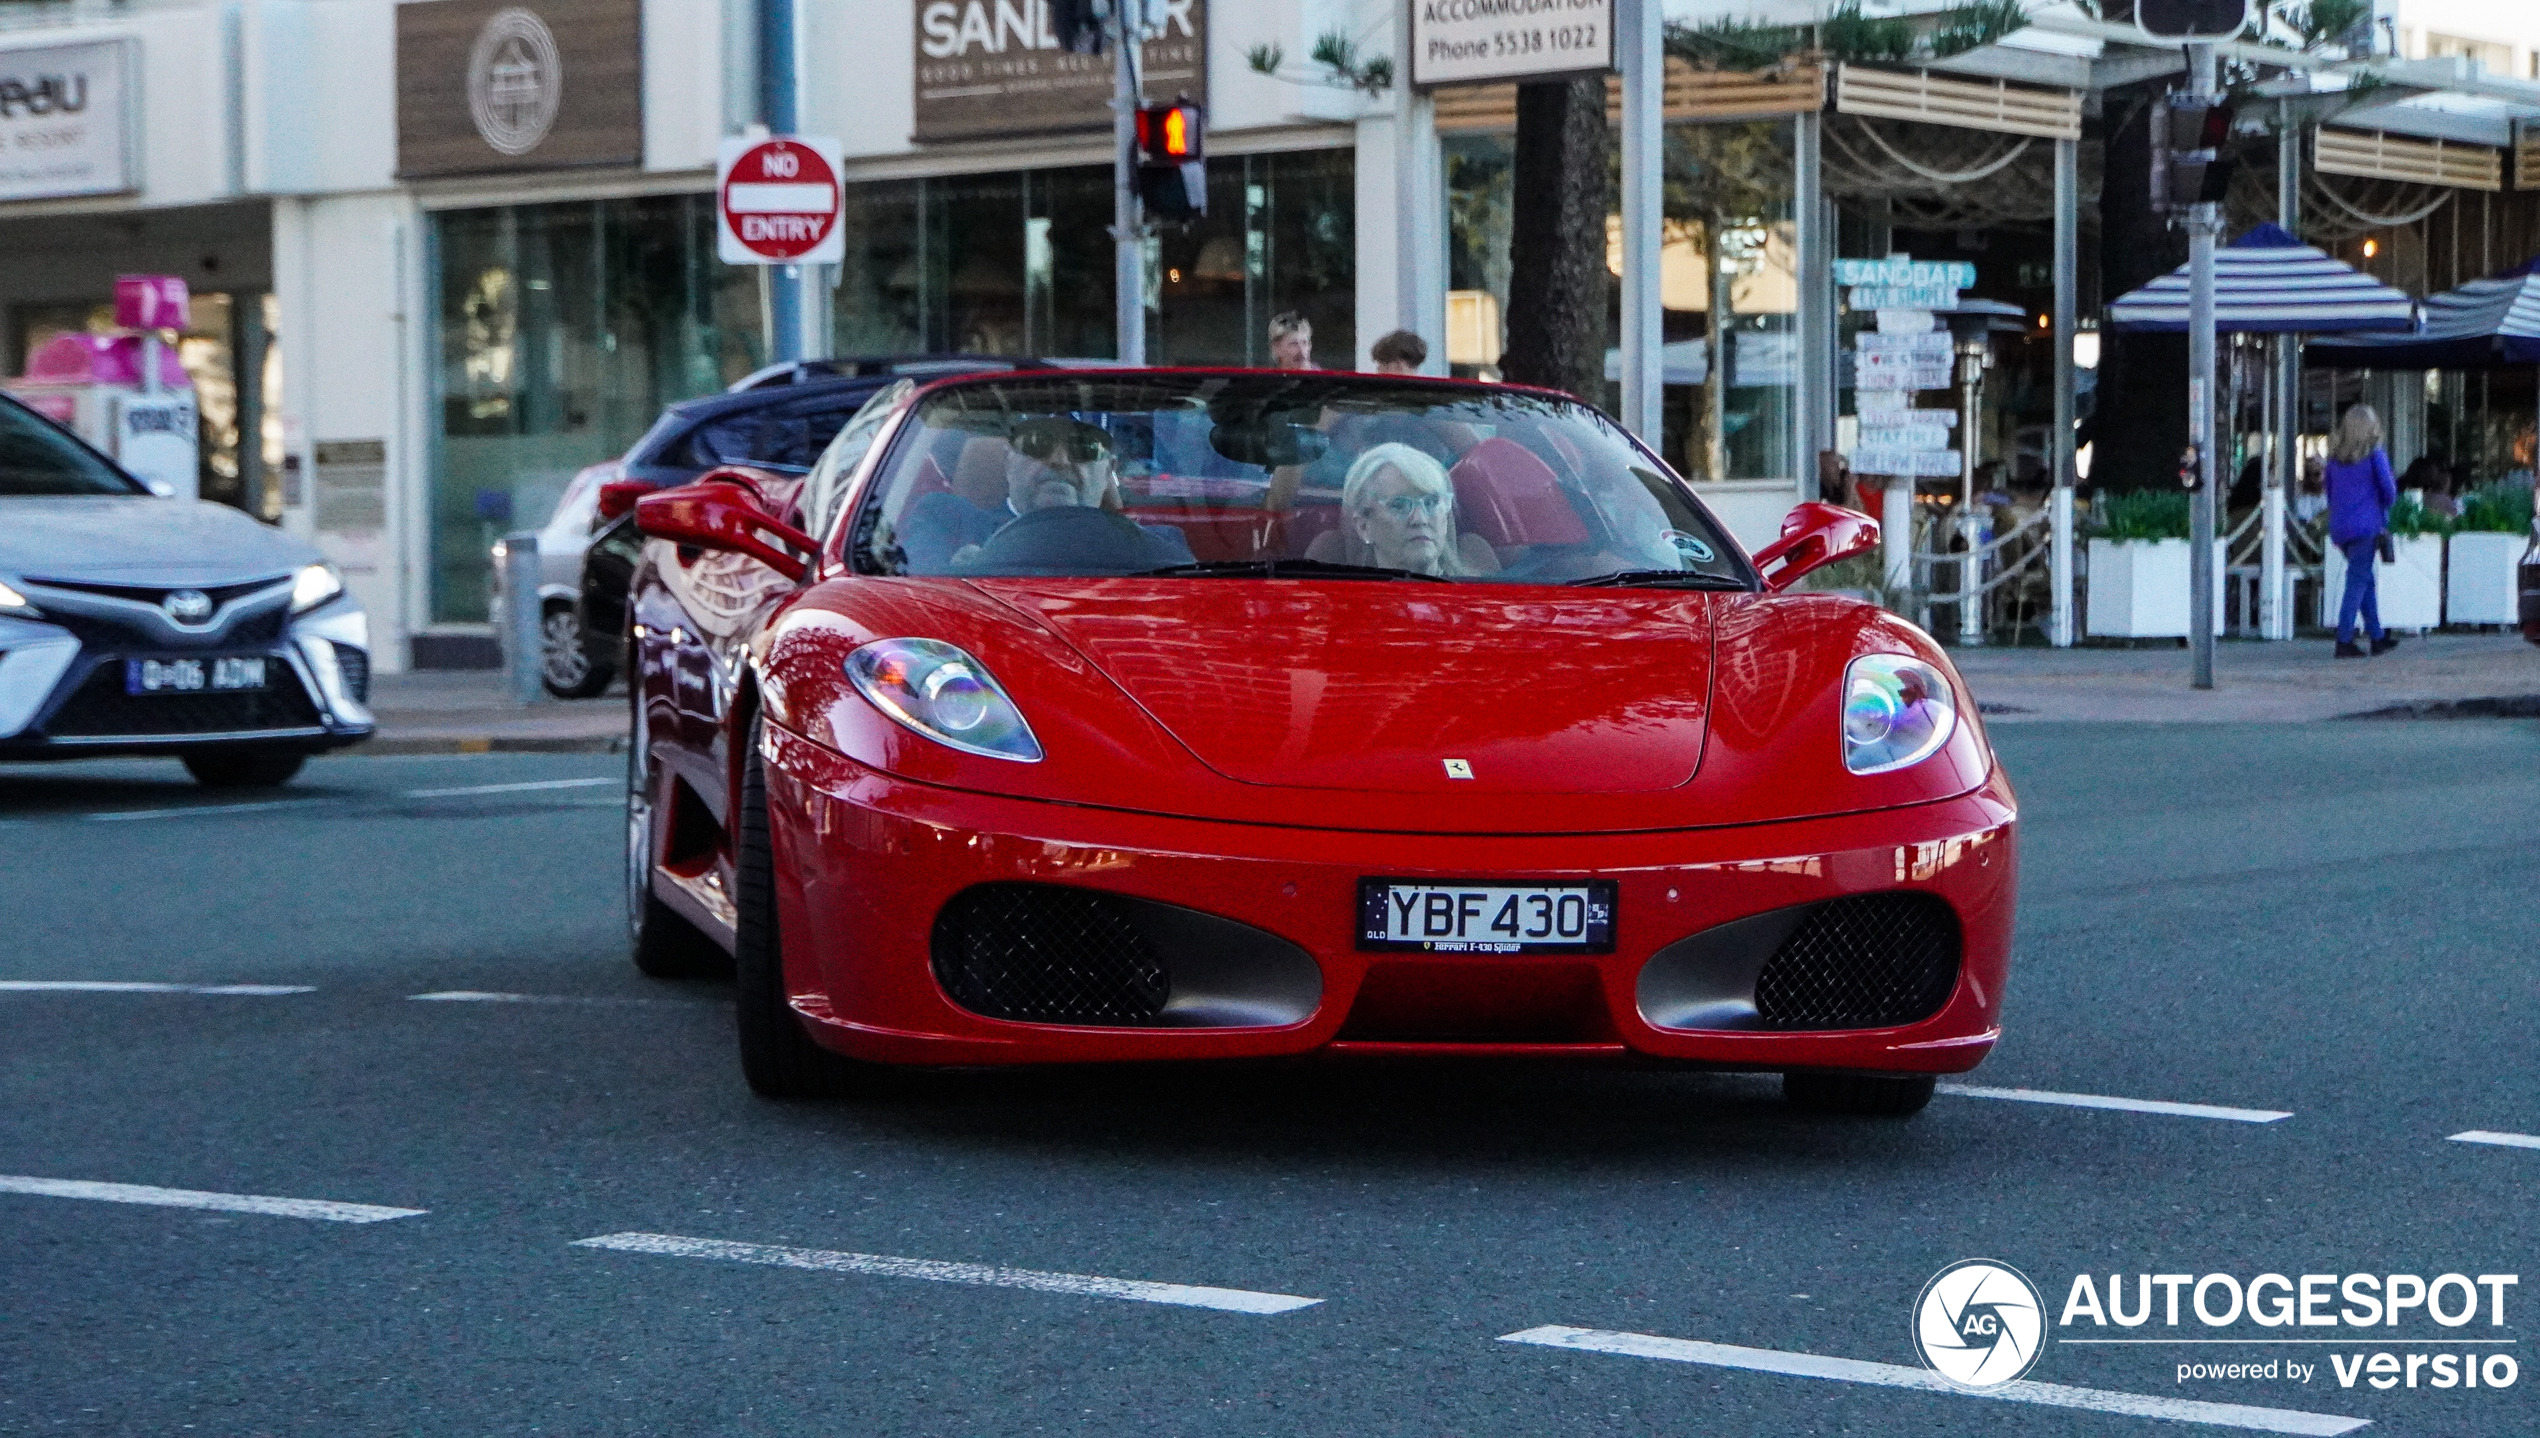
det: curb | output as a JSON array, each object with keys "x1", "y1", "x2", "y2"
[
  {"x1": 361, "y1": 735, "x2": 626, "y2": 756},
  {"x1": 2341, "y1": 695, "x2": 2540, "y2": 721}
]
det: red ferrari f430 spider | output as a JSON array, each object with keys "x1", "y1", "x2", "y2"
[{"x1": 618, "y1": 369, "x2": 2015, "y2": 1115}]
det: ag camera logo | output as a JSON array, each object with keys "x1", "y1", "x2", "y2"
[{"x1": 1915, "y1": 1259, "x2": 2046, "y2": 1386}]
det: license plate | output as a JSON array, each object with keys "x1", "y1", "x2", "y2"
[
  {"x1": 1357, "y1": 878, "x2": 1617, "y2": 955},
  {"x1": 125, "y1": 656, "x2": 269, "y2": 696}
]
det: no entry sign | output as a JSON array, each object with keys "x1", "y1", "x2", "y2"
[{"x1": 717, "y1": 134, "x2": 844, "y2": 265}]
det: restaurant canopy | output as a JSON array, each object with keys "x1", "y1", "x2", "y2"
[
  {"x1": 2305, "y1": 256, "x2": 2540, "y2": 369},
  {"x1": 2106, "y1": 224, "x2": 2416, "y2": 335}
]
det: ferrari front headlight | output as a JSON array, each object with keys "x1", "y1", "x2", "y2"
[
  {"x1": 291, "y1": 563, "x2": 344, "y2": 613},
  {"x1": 845, "y1": 638, "x2": 1043, "y2": 763},
  {"x1": 1841, "y1": 653, "x2": 1957, "y2": 775}
]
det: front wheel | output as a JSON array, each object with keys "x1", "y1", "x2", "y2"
[
  {"x1": 734, "y1": 714, "x2": 883, "y2": 1099},
  {"x1": 1783, "y1": 1071, "x2": 1936, "y2": 1117},
  {"x1": 183, "y1": 749, "x2": 305, "y2": 788},
  {"x1": 541, "y1": 602, "x2": 614, "y2": 699}
]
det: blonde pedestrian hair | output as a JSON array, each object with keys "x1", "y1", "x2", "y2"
[{"x1": 2331, "y1": 404, "x2": 2382, "y2": 466}]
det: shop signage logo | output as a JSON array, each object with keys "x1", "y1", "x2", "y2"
[
  {"x1": 467, "y1": 7, "x2": 562, "y2": 156},
  {"x1": 1914, "y1": 1259, "x2": 2046, "y2": 1387},
  {"x1": 0, "y1": 39, "x2": 131, "y2": 203}
]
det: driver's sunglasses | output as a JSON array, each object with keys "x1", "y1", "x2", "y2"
[
  {"x1": 1367, "y1": 491, "x2": 1449, "y2": 519},
  {"x1": 1012, "y1": 420, "x2": 1112, "y2": 465}
]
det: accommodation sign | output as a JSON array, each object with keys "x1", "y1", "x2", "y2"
[
  {"x1": 0, "y1": 40, "x2": 134, "y2": 203},
  {"x1": 913, "y1": 0, "x2": 1205, "y2": 143},
  {"x1": 1410, "y1": 0, "x2": 1615, "y2": 88}
]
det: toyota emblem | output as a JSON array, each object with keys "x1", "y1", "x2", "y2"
[{"x1": 163, "y1": 589, "x2": 215, "y2": 623}]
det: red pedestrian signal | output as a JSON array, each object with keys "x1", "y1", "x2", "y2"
[{"x1": 1136, "y1": 99, "x2": 1207, "y2": 222}]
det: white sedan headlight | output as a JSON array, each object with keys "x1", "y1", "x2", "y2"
[
  {"x1": 845, "y1": 638, "x2": 1043, "y2": 763},
  {"x1": 1841, "y1": 653, "x2": 1957, "y2": 775},
  {"x1": 290, "y1": 563, "x2": 344, "y2": 613},
  {"x1": 0, "y1": 577, "x2": 33, "y2": 614}
]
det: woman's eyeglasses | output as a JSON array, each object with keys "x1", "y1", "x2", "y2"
[{"x1": 1365, "y1": 491, "x2": 1449, "y2": 519}]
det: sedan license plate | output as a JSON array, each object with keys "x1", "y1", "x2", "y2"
[
  {"x1": 125, "y1": 656, "x2": 269, "y2": 696},
  {"x1": 1357, "y1": 878, "x2": 1617, "y2": 955}
]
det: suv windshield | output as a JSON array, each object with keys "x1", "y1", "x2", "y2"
[
  {"x1": 854, "y1": 375, "x2": 1750, "y2": 588},
  {"x1": 0, "y1": 397, "x2": 145, "y2": 497}
]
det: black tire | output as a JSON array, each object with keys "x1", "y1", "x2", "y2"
[
  {"x1": 540, "y1": 602, "x2": 615, "y2": 699},
  {"x1": 183, "y1": 750, "x2": 305, "y2": 788},
  {"x1": 626, "y1": 696, "x2": 727, "y2": 980},
  {"x1": 1783, "y1": 1071, "x2": 1936, "y2": 1117},
  {"x1": 734, "y1": 715, "x2": 879, "y2": 1099}
]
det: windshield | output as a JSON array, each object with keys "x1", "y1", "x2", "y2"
[
  {"x1": 853, "y1": 378, "x2": 1747, "y2": 591},
  {"x1": 0, "y1": 397, "x2": 145, "y2": 497},
  {"x1": 851, "y1": 375, "x2": 1750, "y2": 588}
]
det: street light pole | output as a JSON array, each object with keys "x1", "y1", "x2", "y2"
[
  {"x1": 1111, "y1": 1, "x2": 1146, "y2": 366},
  {"x1": 2186, "y1": 41, "x2": 2221, "y2": 688}
]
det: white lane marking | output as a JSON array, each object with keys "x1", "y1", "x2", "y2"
[
  {"x1": 86, "y1": 800, "x2": 319, "y2": 822},
  {"x1": 401, "y1": 777, "x2": 617, "y2": 798},
  {"x1": 1499, "y1": 1327, "x2": 2368, "y2": 1436},
  {"x1": 407, "y1": 991, "x2": 704, "y2": 1006},
  {"x1": 573, "y1": 1232, "x2": 1322, "y2": 1315},
  {"x1": 0, "y1": 1175, "x2": 424, "y2": 1224},
  {"x1": 1939, "y1": 1084, "x2": 2292, "y2": 1124},
  {"x1": 0, "y1": 981, "x2": 313, "y2": 995},
  {"x1": 2449, "y1": 1130, "x2": 2540, "y2": 1150}
]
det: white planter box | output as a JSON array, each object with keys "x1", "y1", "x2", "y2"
[
  {"x1": 2444, "y1": 532, "x2": 2524, "y2": 625},
  {"x1": 2085, "y1": 538, "x2": 2225, "y2": 638},
  {"x1": 2319, "y1": 534, "x2": 2442, "y2": 632}
]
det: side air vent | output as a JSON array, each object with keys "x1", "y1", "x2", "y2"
[
  {"x1": 930, "y1": 883, "x2": 1320, "y2": 1029},
  {"x1": 1752, "y1": 893, "x2": 1960, "y2": 1031}
]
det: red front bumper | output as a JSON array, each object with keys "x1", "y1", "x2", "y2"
[{"x1": 766, "y1": 722, "x2": 2017, "y2": 1072}]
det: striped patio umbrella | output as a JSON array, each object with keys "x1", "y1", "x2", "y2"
[
  {"x1": 2106, "y1": 223, "x2": 2417, "y2": 334},
  {"x1": 2306, "y1": 254, "x2": 2540, "y2": 368}
]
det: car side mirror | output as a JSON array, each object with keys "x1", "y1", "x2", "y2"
[
  {"x1": 596, "y1": 479, "x2": 650, "y2": 522},
  {"x1": 1751, "y1": 502, "x2": 1879, "y2": 592},
  {"x1": 633, "y1": 479, "x2": 817, "y2": 583}
]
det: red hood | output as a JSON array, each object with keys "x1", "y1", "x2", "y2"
[{"x1": 975, "y1": 580, "x2": 1716, "y2": 794}]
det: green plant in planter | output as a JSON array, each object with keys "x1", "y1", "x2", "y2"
[
  {"x1": 2385, "y1": 494, "x2": 2451, "y2": 538},
  {"x1": 2453, "y1": 481, "x2": 2536, "y2": 535},
  {"x1": 2092, "y1": 489, "x2": 2191, "y2": 541}
]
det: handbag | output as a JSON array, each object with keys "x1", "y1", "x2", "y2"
[{"x1": 2376, "y1": 531, "x2": 2396, "y2": 564}]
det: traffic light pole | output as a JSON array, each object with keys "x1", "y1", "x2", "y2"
[
  {"x1": 1111, "y1": 7, "x2": 1146, "y2": 366},
  {"x1": 2186, "y1": 40, "x2": 2220, "y2": 689}
]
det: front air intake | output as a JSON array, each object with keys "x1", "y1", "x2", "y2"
[
  {"x1": 931, "y1": 884, "x2": 1172, "y2": 1025},
  {"x1": 1751, "y1": 892, "x2": 1960, "y2": 1031}
]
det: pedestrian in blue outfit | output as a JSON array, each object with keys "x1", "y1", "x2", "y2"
[{"x1": 2323, "y1": 404, "x2": 2399, "y2": 658}]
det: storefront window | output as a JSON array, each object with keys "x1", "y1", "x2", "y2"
[
  {"x1": 1446, "y1": 118, "x2": 1796, "y2": 482},
  {"x1": 831, "y1": 148, "x2": 1354, "y2": 366},
  {"x1": 430, "y1": 195, "x2": 761, "y2": 623}
]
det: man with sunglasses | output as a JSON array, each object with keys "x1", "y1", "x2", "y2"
[{"x1": 900, "y1": 417, "x2": 1192, "y2": 573}]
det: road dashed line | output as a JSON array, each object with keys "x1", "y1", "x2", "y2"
[
  {"x1": 0, "y1": 981, "x2": 313, "y2": 995},
  {"x1": 573, "y1": 1231, "x2": 1322, "y2": 1315},
  {"x1": 1940, "y1": 1084, "x2": 2292, "y2": 1123},
  {"x1": 407, "y1": 990, "x2": 713, "y2": 1006},
  {"x1": 2449, "y1": 1130, "x2": 2540, "y2": 1150},
  {"x1": 0, "y1": 1175, "x2": 424, "y2": 1224},
  {"x1": 1498, "y1": 1326, "x2": 2369, "y2": 1436}
]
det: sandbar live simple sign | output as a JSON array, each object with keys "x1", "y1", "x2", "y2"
[
  {"x1": 912, "y1": 0, "x2": 1206, "y2": 143},
  {"x1": 0, "y1": 39, "x2": 134, "y2": 203},
  {"x1": 1411, "y1": 0, "x2": 1615, "y2": 88}
]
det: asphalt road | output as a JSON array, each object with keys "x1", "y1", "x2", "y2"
[{"x1": 3, "y1": 722, "x2": 2534, "y2": 1437}]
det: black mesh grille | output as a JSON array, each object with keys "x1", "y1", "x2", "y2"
[
  {"x1": 1752, "y1": 893, "x2": 1960, "y2": 1031},
  {"x1": 931, "y1": 884, "x2": 1170, "y2": 1026},
  {"x1": 335, "y1": 647, "x2": 371, "y2": 704},
  {"x1": 44, "y1": 662, "x2": 323, "y2": 738}
]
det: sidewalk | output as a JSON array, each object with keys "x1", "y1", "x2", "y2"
[
  {"x1": 1951, "y1": 632, "x2": 2540, "y2": 723},
  {"x1": 365, "y1": 671, "x2": 625, "y2": 755}
]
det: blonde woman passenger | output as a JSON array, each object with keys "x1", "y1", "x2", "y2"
[{"x1": 1328, "y1": 443, "x2": 1497, "y2": 577}]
